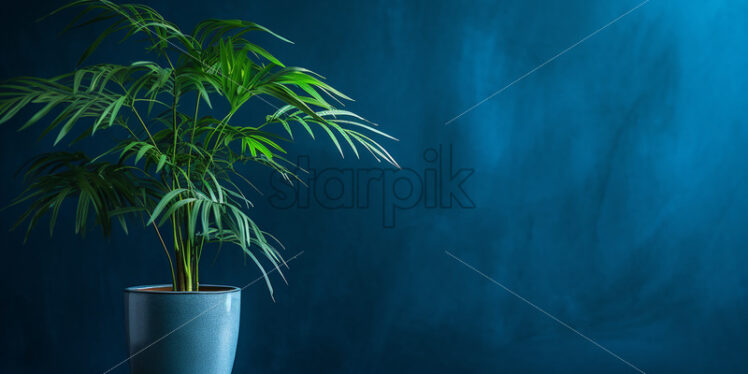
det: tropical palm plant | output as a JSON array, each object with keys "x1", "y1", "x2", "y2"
[{"x1": 0, "y1": 0, "x2": 397, "y2": 296}]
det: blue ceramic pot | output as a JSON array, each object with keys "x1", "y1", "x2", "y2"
[{"x1": 125, "y1": 285, "x2": 241, "y2": 374}]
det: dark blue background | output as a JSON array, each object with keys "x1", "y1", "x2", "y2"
[{"x1": 1, "y1": 0, "x2": 747, "y2": 373}]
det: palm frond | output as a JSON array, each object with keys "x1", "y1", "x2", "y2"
[
  {"x1": 2, "y1": 0, "x2": 398, "y2": 293},
  {"x1": 9, "y1": 152, "x2": 160, "y2": 240}
]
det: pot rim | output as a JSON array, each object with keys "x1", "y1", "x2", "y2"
[{"x1": 125, "y1": 284, "x2": 241, "y2": 294}]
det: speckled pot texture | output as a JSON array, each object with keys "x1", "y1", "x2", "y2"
[{"x1": 125, "y1": 285, "x2": 241, "y2": 374}]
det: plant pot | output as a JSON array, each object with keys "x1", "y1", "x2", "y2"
[{"x1": 124, "y1": 284, "x2": 241, "y2": 374}]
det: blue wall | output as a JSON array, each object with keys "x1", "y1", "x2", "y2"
[{"x1": 1, "y1": 0, "x2": 747, "y2": 372}]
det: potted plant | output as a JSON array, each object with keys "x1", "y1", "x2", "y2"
[{"x1": 0, "y1": 1, "x2": 397, "y2": 373}]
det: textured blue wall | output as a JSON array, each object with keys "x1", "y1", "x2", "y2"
[{"x1": 1, "y1": 0, "x2": 747, "y2": 373}]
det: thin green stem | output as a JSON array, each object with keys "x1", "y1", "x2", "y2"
[
  {"x1": 200, "y1": 110, "x2": 237, "y2": 181},
  {"x1": 187, "y1": 97, "x2": 199, "y2": 179},
  {"x1": 171, "y1": 73, "x2": 179, "y2": 176},
  {"x1": 172, "y1": 217, "x2": 185, "y2": 291},
  {"x1": 131, "y1": 106, "x2": 160, "y2": 152},
  {"x1": 121, "y1": 123, "x2": 140, "y2": 141},
  {"x1": 151, "y1": 221, "x2": 176, "y2": 290},
  {"x1": 208, "y1": 110, "x2": 236, "y2": 155}
]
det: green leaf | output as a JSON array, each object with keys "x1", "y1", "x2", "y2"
[
  {"x1": 134, "y1": 143, "x2": 154, "y2": 164},
  {"x1": 108, "y1": 96, "x2": 126, "y2": 128},
  {"x1": 148, "y1": 188, "x2": 188, "y2": 225},
  {"x1": 156, "y1": 154, "x2": 168, "y2": 172},
  {"x1": 20, "y1": 101, "x2": 58, "y2": 131}
]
